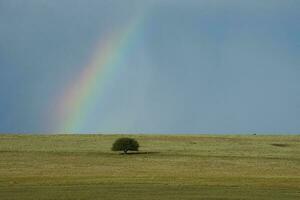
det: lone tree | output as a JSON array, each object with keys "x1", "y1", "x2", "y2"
[{"x1": 112, "y1": 138, "x2": 139, "y2": 154}]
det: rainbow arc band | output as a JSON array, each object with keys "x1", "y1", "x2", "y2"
[{"x1": 57, "y1": 10, "x2": 148, "y2": 133}]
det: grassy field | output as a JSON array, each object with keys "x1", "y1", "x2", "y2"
[{"x1": 0, "y1": 134, "x2": 299, "y2": 200}]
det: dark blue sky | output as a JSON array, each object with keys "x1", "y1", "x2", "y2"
[{"x1": 0, "y1": 0, "x2": 300, "y2": 134}]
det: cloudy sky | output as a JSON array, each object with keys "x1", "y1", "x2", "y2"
[{"x1": 0, "y1": 0, "x2": 299, "y2": 134}]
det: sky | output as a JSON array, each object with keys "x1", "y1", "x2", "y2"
[{"x1": 0, "y1": 0, "x2": 300, "y2": 134}]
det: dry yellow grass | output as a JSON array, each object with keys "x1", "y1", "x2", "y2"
[{"x1": 0, "y1": 134, "x2": 299, "y2": 199}]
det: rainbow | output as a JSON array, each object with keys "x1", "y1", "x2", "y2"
[{"x1": 57, "y1": 10, "x2": 148, "y2": 133}]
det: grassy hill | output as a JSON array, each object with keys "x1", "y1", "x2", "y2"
[{"x1": 0, "y1": 134, "x2": 299, "y2": 200}]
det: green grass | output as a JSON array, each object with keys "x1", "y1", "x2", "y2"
[{"x1": 0, "y1": 134, "x2": 299, "y2": 200}]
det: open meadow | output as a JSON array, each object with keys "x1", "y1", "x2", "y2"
[{"x1": 0, "y1": 134, "x2": 299, "y2": 200}]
